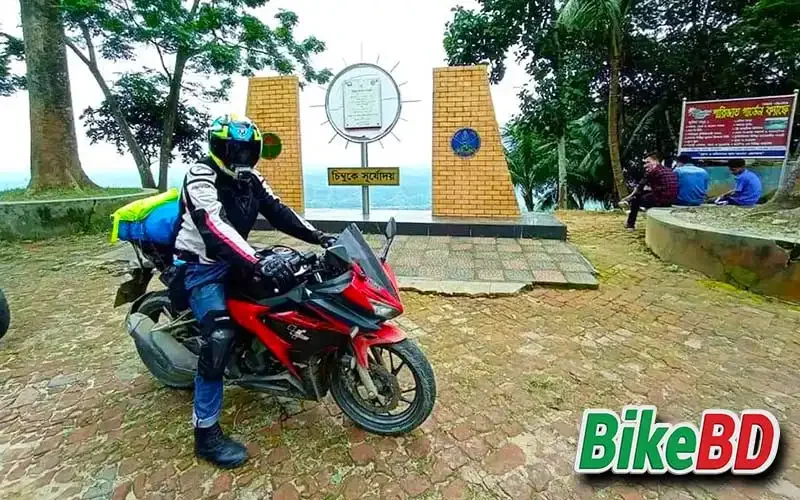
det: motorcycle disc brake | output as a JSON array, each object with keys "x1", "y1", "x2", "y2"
[{"x1": 349, "y1": 363, "x2": 401, "y2": 413}]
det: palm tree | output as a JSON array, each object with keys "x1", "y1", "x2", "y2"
[
  {"x1": 504, "y1": 122, "x2": 555, "y2": 211},
  {"x1": 559, "y1": 0, "x2": 631, "y2": 201},
  {"x1": 503, "y1": 115, "x2": 612, "y2": 211}
]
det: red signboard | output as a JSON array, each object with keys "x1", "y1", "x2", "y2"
[{"x1": 679, "y1": 94, "x2": 797, "y2": 160}]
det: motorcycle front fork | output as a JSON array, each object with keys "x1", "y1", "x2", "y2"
[{"x1": 342, "y1": 345, "x2": 387, "y2": 403}]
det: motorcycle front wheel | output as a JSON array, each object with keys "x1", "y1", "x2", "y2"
[
  {"x1": 331, "y1": 339, "x2": 436, "y2": 436},
  {"x1": 0, "y1": 289, "x2": 9, "y2": 339}
]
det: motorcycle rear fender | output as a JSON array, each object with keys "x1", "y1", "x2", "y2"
[
  {"x1": 351, "y1": 322, "x2": 406, "y2": 368},
  {"x1": 114, "y1": 267, "x2": 154, "y2": 308}
]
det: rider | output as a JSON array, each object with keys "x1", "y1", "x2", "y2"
[{"x1": 174, "y1": 114, "x2": 335, "y2": 468}]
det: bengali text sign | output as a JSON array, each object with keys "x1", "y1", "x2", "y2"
[
  {"x1": 327, "y1": 168, "x2": 400, "y2": 186},
  {"x1": 680, "y1": 95, "x2": 796, "y2": 159}
]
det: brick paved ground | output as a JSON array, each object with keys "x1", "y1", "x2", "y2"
[
  {"x1": 249, "y1": 233, "x2": 597, "y2": 288},
  {"x1": 100, "y1": 232, "x2": 598, "y2": 291},
  {"x1": 1, "y1": 211, "x2": 799, "y2": 499}
]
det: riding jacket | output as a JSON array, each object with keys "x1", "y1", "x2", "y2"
[{"x1": 174, "y1": 158, "x2": 321, "y2": 270}]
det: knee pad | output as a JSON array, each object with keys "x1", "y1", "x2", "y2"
[{"x1": 197, "y1": 313, "x2": 237, "y2": 381}]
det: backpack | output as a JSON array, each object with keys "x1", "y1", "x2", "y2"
[
  {"x1": 111, "y1": 189, "x2": 189, "y2": 310},
  {"x1": 111, "y1": 188, "x2": 181, "y2": 246}
]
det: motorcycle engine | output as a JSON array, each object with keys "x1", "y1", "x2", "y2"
[{"x1": 240, "y1": 338, "x2": 283, "y2": 375}]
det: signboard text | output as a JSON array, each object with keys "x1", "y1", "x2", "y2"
[
  {"x1": 328, "y1": 168, "x2": 400, "y2": 186},
  {"x1": 679, "y1": 94, "x2": 796, "y2": 160}
]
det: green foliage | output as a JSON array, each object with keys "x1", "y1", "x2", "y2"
[
  {"x1": 61, "y1": 0, "x2": 333, "y2": 85},
  {"x1": 504, "y1": 114, "x2": 614, "y2": 210},
  {"x1": 559, "y1": 0, "x2": 629, "y2": 51},
  {"x1": 80, "y1": 71, "x2": 208, "y2": 165},
  {"x1": 445, "y1": 0, "x2": 800, "y2": 206},
  {"x1": 60, "y1": 0, "x2": 332, "y2": 190},
  {"x1": 0, "y1": 31, "x2": 25, "y2": 96}
]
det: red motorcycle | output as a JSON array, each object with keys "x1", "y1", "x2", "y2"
[{"x1": 115, "y1": 219, "x2": 435, "y2": 435}]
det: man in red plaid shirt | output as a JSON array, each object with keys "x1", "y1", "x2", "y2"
[{"x1": 620, "y1": 151, "x2": 678, "y2": 229}]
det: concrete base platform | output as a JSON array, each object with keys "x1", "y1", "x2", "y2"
[
  {"x1": 255, "y1": 209, "x2": 566, "y2": 240},
  {"x1": 646, "y1": 208, "x2": 799, "y2": 303}
]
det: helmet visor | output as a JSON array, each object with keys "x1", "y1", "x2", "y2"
[{"x1": 226, "y1": 140, "x2": 261, "y2": 168}]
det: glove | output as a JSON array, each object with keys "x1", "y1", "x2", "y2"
[
  {"x1": 256, "y1": 254, "x2": 296, "y2": 294},
  {"x1": 314, "y1": 230, "x2": 338, "y2": 249}
]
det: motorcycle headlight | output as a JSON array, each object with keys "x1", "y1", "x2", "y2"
[{"x1": 369, "y1": 299, "x2": 400, "y2": 319}]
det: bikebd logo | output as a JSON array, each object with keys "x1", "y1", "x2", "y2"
[{"x1": 575, "y1": 406, "x2": 780, "y2": 475}]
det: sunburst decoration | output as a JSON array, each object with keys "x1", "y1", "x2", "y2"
[{"x1": 310, "y1": 44, "x2": 421, "y2": 150}]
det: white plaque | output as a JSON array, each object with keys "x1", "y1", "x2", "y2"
[{"x1": 343, "y1": 78, "x2": 383, "y2": 130}]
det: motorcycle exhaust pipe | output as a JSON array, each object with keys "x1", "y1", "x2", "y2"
[{"x1": 127, "y1": 312, "x2": 197, "y2": 387}]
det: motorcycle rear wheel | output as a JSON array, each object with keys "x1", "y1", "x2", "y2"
[
  {"x1": 133, "y1": 292, "x2": 196, "y2": 390},
  {"x1": 331, "y1": 339, "x2": 436, "y2": 436},
  {"x1": 0, "y1": 289, "x2": 9, "y2": 339}
]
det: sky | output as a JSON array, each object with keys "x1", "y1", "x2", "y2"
[{"x1": 0, "y1": 0, "x2": 528, "y2": 181}]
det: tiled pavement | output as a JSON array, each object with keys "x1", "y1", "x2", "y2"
[
  {"x1": 247, "y1": 233, "x2": 599, "y2": 290},
  {"x1": 1, "y1": 212, "x2": 800, "y2": 499}
]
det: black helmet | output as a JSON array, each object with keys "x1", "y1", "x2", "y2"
[{"x1": 207, "y1": 114, "x2": 262, "y2": 179}]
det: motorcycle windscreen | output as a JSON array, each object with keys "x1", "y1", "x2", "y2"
[{"x1": 335, "y1": 224, "x2": 399, "y2": 300}]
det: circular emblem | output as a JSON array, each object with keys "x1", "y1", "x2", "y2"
[
  {"x1": 324, "y1": 63, "x2": 402, "y2": 144},
  {"x1": 451, "y1": 128, "x2": 481, "y2": 157},
  {"x1": 261, "y1": 133, "x2": 282, "y2": 160}
]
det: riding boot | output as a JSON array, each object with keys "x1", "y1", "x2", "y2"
[{"x1": 194, "y1": 423, "x2": 248, "y2": 468}]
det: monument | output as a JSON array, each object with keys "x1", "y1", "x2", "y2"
[
  {"x1": 245, "y1": 76, "x2": 305, "y2": 213},
  {"x1": 244, "y1": 64, "x2": 565, "y2": 239},
  {"x1": 431, "y1": 66, "x2": 520, "y2": 218},
  {"x1": 323, "y1": 62, "x2": 403, "y2": 216}
]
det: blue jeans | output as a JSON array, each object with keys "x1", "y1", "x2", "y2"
[{"x1": 185, "y1": 262, "x2": 230, "y2": 428}]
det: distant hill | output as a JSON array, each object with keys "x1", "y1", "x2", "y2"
[
  {"x1": 304, "y1": 167, "x2": 432, "y2": 210},
  {"x1": 0, "y1": 165, "x2": 435, "y2": 210}
]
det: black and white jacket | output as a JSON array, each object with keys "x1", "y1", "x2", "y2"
[{"x1": 174, "y1": 158, "x2": 320, "y2": 269}]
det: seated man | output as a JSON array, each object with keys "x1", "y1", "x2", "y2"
[
  {"x1": 715, "y1": 158, "x2": 762, "y2": 207},
  {"x1": 620, "y1": 151, "x2": 678, "y2": 229},
  {"x1": 673, "y1": 154, "x2": 710, "y2": 206}
]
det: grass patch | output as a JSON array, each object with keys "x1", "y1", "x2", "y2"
[{"x1": 0, "y1": 187, "x2": 143, "y2": 202}]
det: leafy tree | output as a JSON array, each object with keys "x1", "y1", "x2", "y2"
[
  {"x1": 447, "y1": 0, "x2": 800, "y2": 209},
  {"x1": 0, "y1": 30, "x2": 25, "y2": 96},
  {"x1": 444, "y1": 0, "x2": 602, "y2": 208},
  {"x1": 738, "y1": 0, "x2": 800, "y2": 206},
  {"x1": 504, "y1": 114, "x2": 613, "y2": 211},
  {"x1": 62, "y1": 0, "x2": 332, "y2": 191},
  {"x1": 504, "y1": 121, "x2": 555, "y2": 211},
  {"x1": 19, "y1": 0, "x2": 95, "y2": 190},
  {"x1": 558, "y1": 0, "x2": 632, "y2": 200},
  {"x1": 81, "y1": 71, "x2": 209, "y2": 171}
]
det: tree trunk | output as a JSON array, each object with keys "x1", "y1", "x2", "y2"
[
  {"x1": 623, "y1": 103, "x2": 660, "y2": 159},
  {"x1": 100, "y1": 80, "x2": 156, "y2": 189},
  {"x1": 769, "y1": 153, "x2": 800, "y2": 208},
  {"x1": 66, "y1": 41, "x2": 156, "y2": 189},
  {"x1": 522, "y1": 189, "x2": 534, "y2": 212},
  {"x1": 20, "y1": 0, "x2": 95, "y2": 191},
  {"x1": 157, "y1": 51, "x2": 189, "y2": 192},
  {"x1": 608, "y1": 46, "x2": 628, "y2": 200},
  {"x1": 557, "y1": 134, "x2": 568, "y2": 209}
]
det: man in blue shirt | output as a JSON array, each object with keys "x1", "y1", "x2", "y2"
[
  {"x1": 715, "y1": 159, "x2": 762, "y2": 207},
  {"x1": 673, "y1": 154, "x2": 710, "y2": 206}
]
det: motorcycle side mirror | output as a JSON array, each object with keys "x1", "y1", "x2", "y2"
[{"x1": 384, "y1": 218, "x2": 397, "y2": 240}]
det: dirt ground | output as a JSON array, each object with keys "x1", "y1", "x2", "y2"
[
  {"x1": 1, "y1": 212, "x2": 799, "y2": 499},
  {"x1": 669, "y1": 205, "x2": 800, "y2": 242}
]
